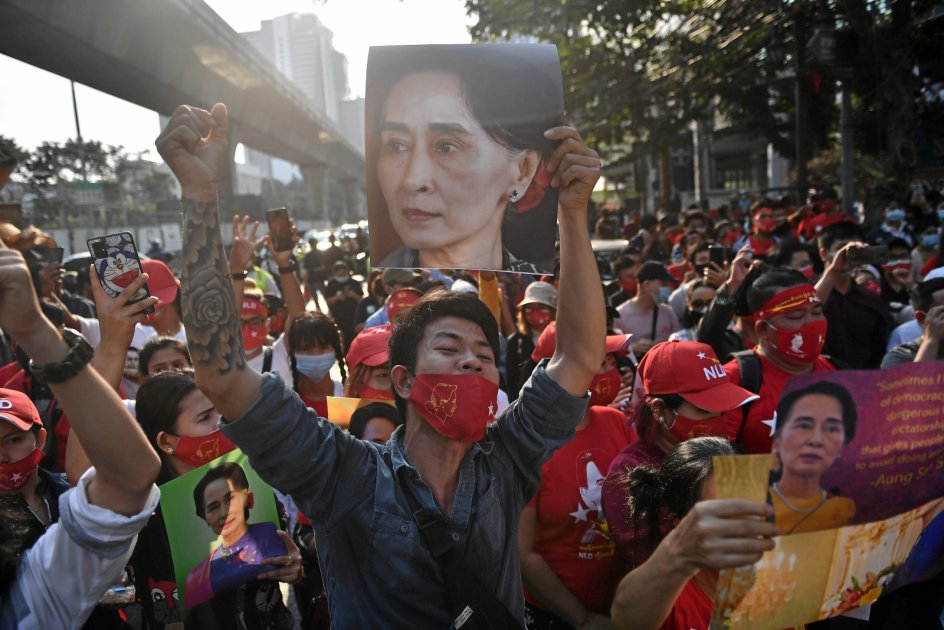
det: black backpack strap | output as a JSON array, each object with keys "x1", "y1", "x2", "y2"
[
  {"x1": 731, "y1": 350, "x2": 762, "y2": 444},
  {"x1": 650, "y1": 305, "x2": 659, "y2": 342},
  {"x1": 262, "y1": 346, "x2": 273, "y2": 374},
  {"x1": 399, "y1": 478, "x2": 522, "y2": 629}
]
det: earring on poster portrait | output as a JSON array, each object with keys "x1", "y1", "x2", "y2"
[{"x1": 506, "y1": 190, "x2": 520, "y2": 218}]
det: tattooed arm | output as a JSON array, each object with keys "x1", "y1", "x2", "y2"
[{"x1": 156, "y1": 104, "x2": 263, "y2": 419}]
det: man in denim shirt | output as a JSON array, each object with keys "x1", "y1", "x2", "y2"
[{"x1": 157, "y1": 102, "x2": 605, "y2": 627}]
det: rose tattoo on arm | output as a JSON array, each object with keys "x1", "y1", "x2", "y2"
[{"x1": 181, "y1": 199, "x2": 246, "y2": 375}]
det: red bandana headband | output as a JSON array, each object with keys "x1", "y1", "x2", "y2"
[
  {"x1": 754, "y1": 285, "x2": 820, "y2": 319},
  {"x1": 242, "y1": 297, "x2": 268, "y2": 318}
]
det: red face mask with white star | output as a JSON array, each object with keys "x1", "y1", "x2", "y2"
[
  {"x1": 408, "y1": 373, "x2": 499, "y2": 442},
  {"x1": 0, "y1": 447, "x2": 43, "y2": 492}
]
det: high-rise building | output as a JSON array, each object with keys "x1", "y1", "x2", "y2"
[{"x1": 242, "y1": 12, "x2": 348, "y2": 127}]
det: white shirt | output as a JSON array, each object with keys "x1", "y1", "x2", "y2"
[
  {"x1": 246, "y1": 334, "x2": 293, "y2": 384},
  {"x1": 1, "y1": 468, "x2": 160, "y2": 630}
]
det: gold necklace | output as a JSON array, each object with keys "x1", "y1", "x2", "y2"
[{"x1": 772, "y1": 483, "x2": 826, "y2": 513}]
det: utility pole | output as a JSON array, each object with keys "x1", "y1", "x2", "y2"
[{"x1": 794, "y1": 8, "x2": 809, "y2": 206}]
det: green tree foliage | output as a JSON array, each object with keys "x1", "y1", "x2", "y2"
[{"x1": 467, "y1": 0, "x2": 939, "y2": 191}]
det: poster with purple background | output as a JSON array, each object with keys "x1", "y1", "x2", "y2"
[{"x1": 770, "y1": 361, "x2": 944, "y2": 529}]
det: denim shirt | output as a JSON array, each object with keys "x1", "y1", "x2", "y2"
[{"x1": 220, "y1": 360, "x2": 588, "y2": 628}]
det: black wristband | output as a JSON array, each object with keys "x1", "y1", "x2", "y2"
[
  {"x1": 29, "y1": 329, "x2": 94, "y2": 384},
  {"x1": 231, "y1": 271, "x2": 248, "y2": 281},
  {"x1": 277, "y1": 261, "x2": 297, "y2": 274}
]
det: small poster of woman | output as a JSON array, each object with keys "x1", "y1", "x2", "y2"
[
  {"x1": 366, "y1": 43, "x2": 564, "y2": 274},
  {"x1": 159, "y1": 450, "x2": 289, "y2": 608}
]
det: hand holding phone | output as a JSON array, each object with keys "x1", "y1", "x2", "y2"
[
  {"x1": 846, "y1": 245, "x2": 888, "y2": 267},
  {"x1": 266, "y1": 208, "x2": 294, "y2": 253},
  {"x1": 87, "y1": 232, "x2": 154, "y2": 313}
]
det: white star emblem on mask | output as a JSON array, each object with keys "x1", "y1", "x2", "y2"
[{"x1": 697, "y1": 352, "x2": 707, "y2": 360}]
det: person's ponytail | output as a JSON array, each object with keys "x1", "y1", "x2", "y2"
[{"x1": 625, "y1": 465, "x2": 665, "y2": 545}]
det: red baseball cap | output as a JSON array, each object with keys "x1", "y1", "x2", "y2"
[
  {"x1": 0, "y1": 388, "x2": 42, "y2": 431},
  {"x1": 346, "y1": 324, "x2": 392, "y2": 369},
  {"x1": 141, "y1": 259, "x2": 179, "y2": 306},
  {"x1": 531, "y1": 322, "x2": 632, "y2": 362},
  {"x1": 637, "y1": 340, "x2": 758, "y2": 413}
]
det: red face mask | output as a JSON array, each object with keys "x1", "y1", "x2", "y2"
[
  {"x1": 667, "y1": 412, "x2": 726, "y2": 442},
  {"x1": 242, "y1": 323, "x2": 268, "y2": 353},
  {"x1": 798, "y1": 265, "x2": 816, "y2": 280},
  {"x1": 524, "y1": 309, "x2": 553, "y2": 331},
  {"x1": 360, "y1": 385, "x2": 394, "y2": 401},
  {"x1": 172, "y1": 430, "x2": 237, "y2": 468},
  {"x1": 409, "y1": 373, "x2": 499, "y2": 442},
  {"x1": 768, "y1": 319, "x2": 828, "y2": 364},
  {"x1": 0, "y1": 447, "x2": 43, "y2": 492},
  {"x1": 268, "y1": 314, "x2": 287, "y2": 336},
  {"x1": 620, "y1": 278, "x2": 639, "y2": 294},
  {"x1": 589, "y1": 367, "x2": 622, "y2": 407},
  {"x1": 721, "y1": 230, "x2": 742, "y2": 247}
]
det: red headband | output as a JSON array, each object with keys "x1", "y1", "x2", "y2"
[
  {"x1": 242, "y1": 297, "x2": 268, "y2": 318},
  {"x1": 754, "y1": 285, "x2": 820, "y2": 319}
]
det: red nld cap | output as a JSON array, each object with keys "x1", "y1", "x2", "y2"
[
  {"x1": 0, "y1": 388, "x2": 42, "y2": 431},
  {"x1": 242, "y1": 296, "x2": 269, "y2": 318},
  {"x1": 530, "y1": 321, "x2": 633, "y2": 362},
  {"x1": 141, "y1": 259, "x2": 179, "y2": 306},
  {"x1": 346, "y1": 324, "x2": 392, "y2": 369},
  {"x1": 386, "y1": 288, "x2": 422, "y2": 320},
  {"x1": 753, "y1": 284, "x2": 820, "y2": 320},
  {"x1": 637, "y1": 341, "x2": 758, "y2": 414}
]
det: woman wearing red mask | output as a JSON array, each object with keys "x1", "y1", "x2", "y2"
[
  {"x1": 519, "y1": 324, "x2": 637, "y2": 627},
  {"x1": 0, "y1": 389, "x2": 67, "y2": 559},
  {"x1": 600, "y1": 340, "x2": 757, "y2": 571},
  {"x1": 125, "y1": 370, "x2": 301, "y2": 629},
  {"x1": 505, "y1": 281, "x2": 558, "y2": 402},
  {"x1": 344, "y1": 324, "x2": 394, "y2": 400}
]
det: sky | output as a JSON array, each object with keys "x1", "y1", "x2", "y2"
[{"x1": 0, "y1": 0, "x2": 474, "y2": 162}]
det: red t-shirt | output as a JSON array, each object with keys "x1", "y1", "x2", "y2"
[
  {"x1": 527, "y1": 406, "x2": 637, "y2": 613},
  {"x1": 299, "y1": 393, "x2": 328, "y2": 419},
  {"x1": 721, "y1": 353, "x2": 836, "y2": 454},
  {"x1": 601, "y1": 439, "x2": 670, "y2": 570},
  {"x1": 661, "y1": 578, "x2": 712, "y2": 630}
]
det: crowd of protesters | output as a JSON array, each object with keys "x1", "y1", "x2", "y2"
[{"x1": 0, "y1": 106, "x2": 942, "y2": 630}]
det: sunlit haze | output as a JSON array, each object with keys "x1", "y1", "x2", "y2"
[{"x1": 0, "y1": 0, "x2": 473, "y2": 160}]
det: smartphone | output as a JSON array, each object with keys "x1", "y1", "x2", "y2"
[
  {"x1": 43, "y1": 247, "x2": 64, "y2": 266},
  {"x1": 266, "y1": 208, "x2": 294, "y2": 252},
  {"x1": 708, "y1": 245, "x2": 729, "y2": 267},
  {"x1": 846, "y1": 245, "x2": 889, "y2": 267},
  {"x1": 87, "y1": 232, "x2": 153, "y2": 312}
]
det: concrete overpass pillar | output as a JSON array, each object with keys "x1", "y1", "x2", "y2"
[
  {"x1": 301, "y1": 164, "x2": 331, "y2": 226},
  {"x1": 341, "y1": 179, "x2": 365, "y2": 221}
]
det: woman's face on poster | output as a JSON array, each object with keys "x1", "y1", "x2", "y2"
[
  {"x1": 377, "y1": 70, "x2": 533, "y2": 257},
  {"x1": 202, "y1": 477, "x2": 250, "y2": 539},
  {"x1": 775, "y1": 393, "x2": 847, "y2": 479}
]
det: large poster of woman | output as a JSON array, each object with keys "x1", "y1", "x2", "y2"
[{"x1": 366, "y1": 44, "x2": 564, "y2": 273}]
